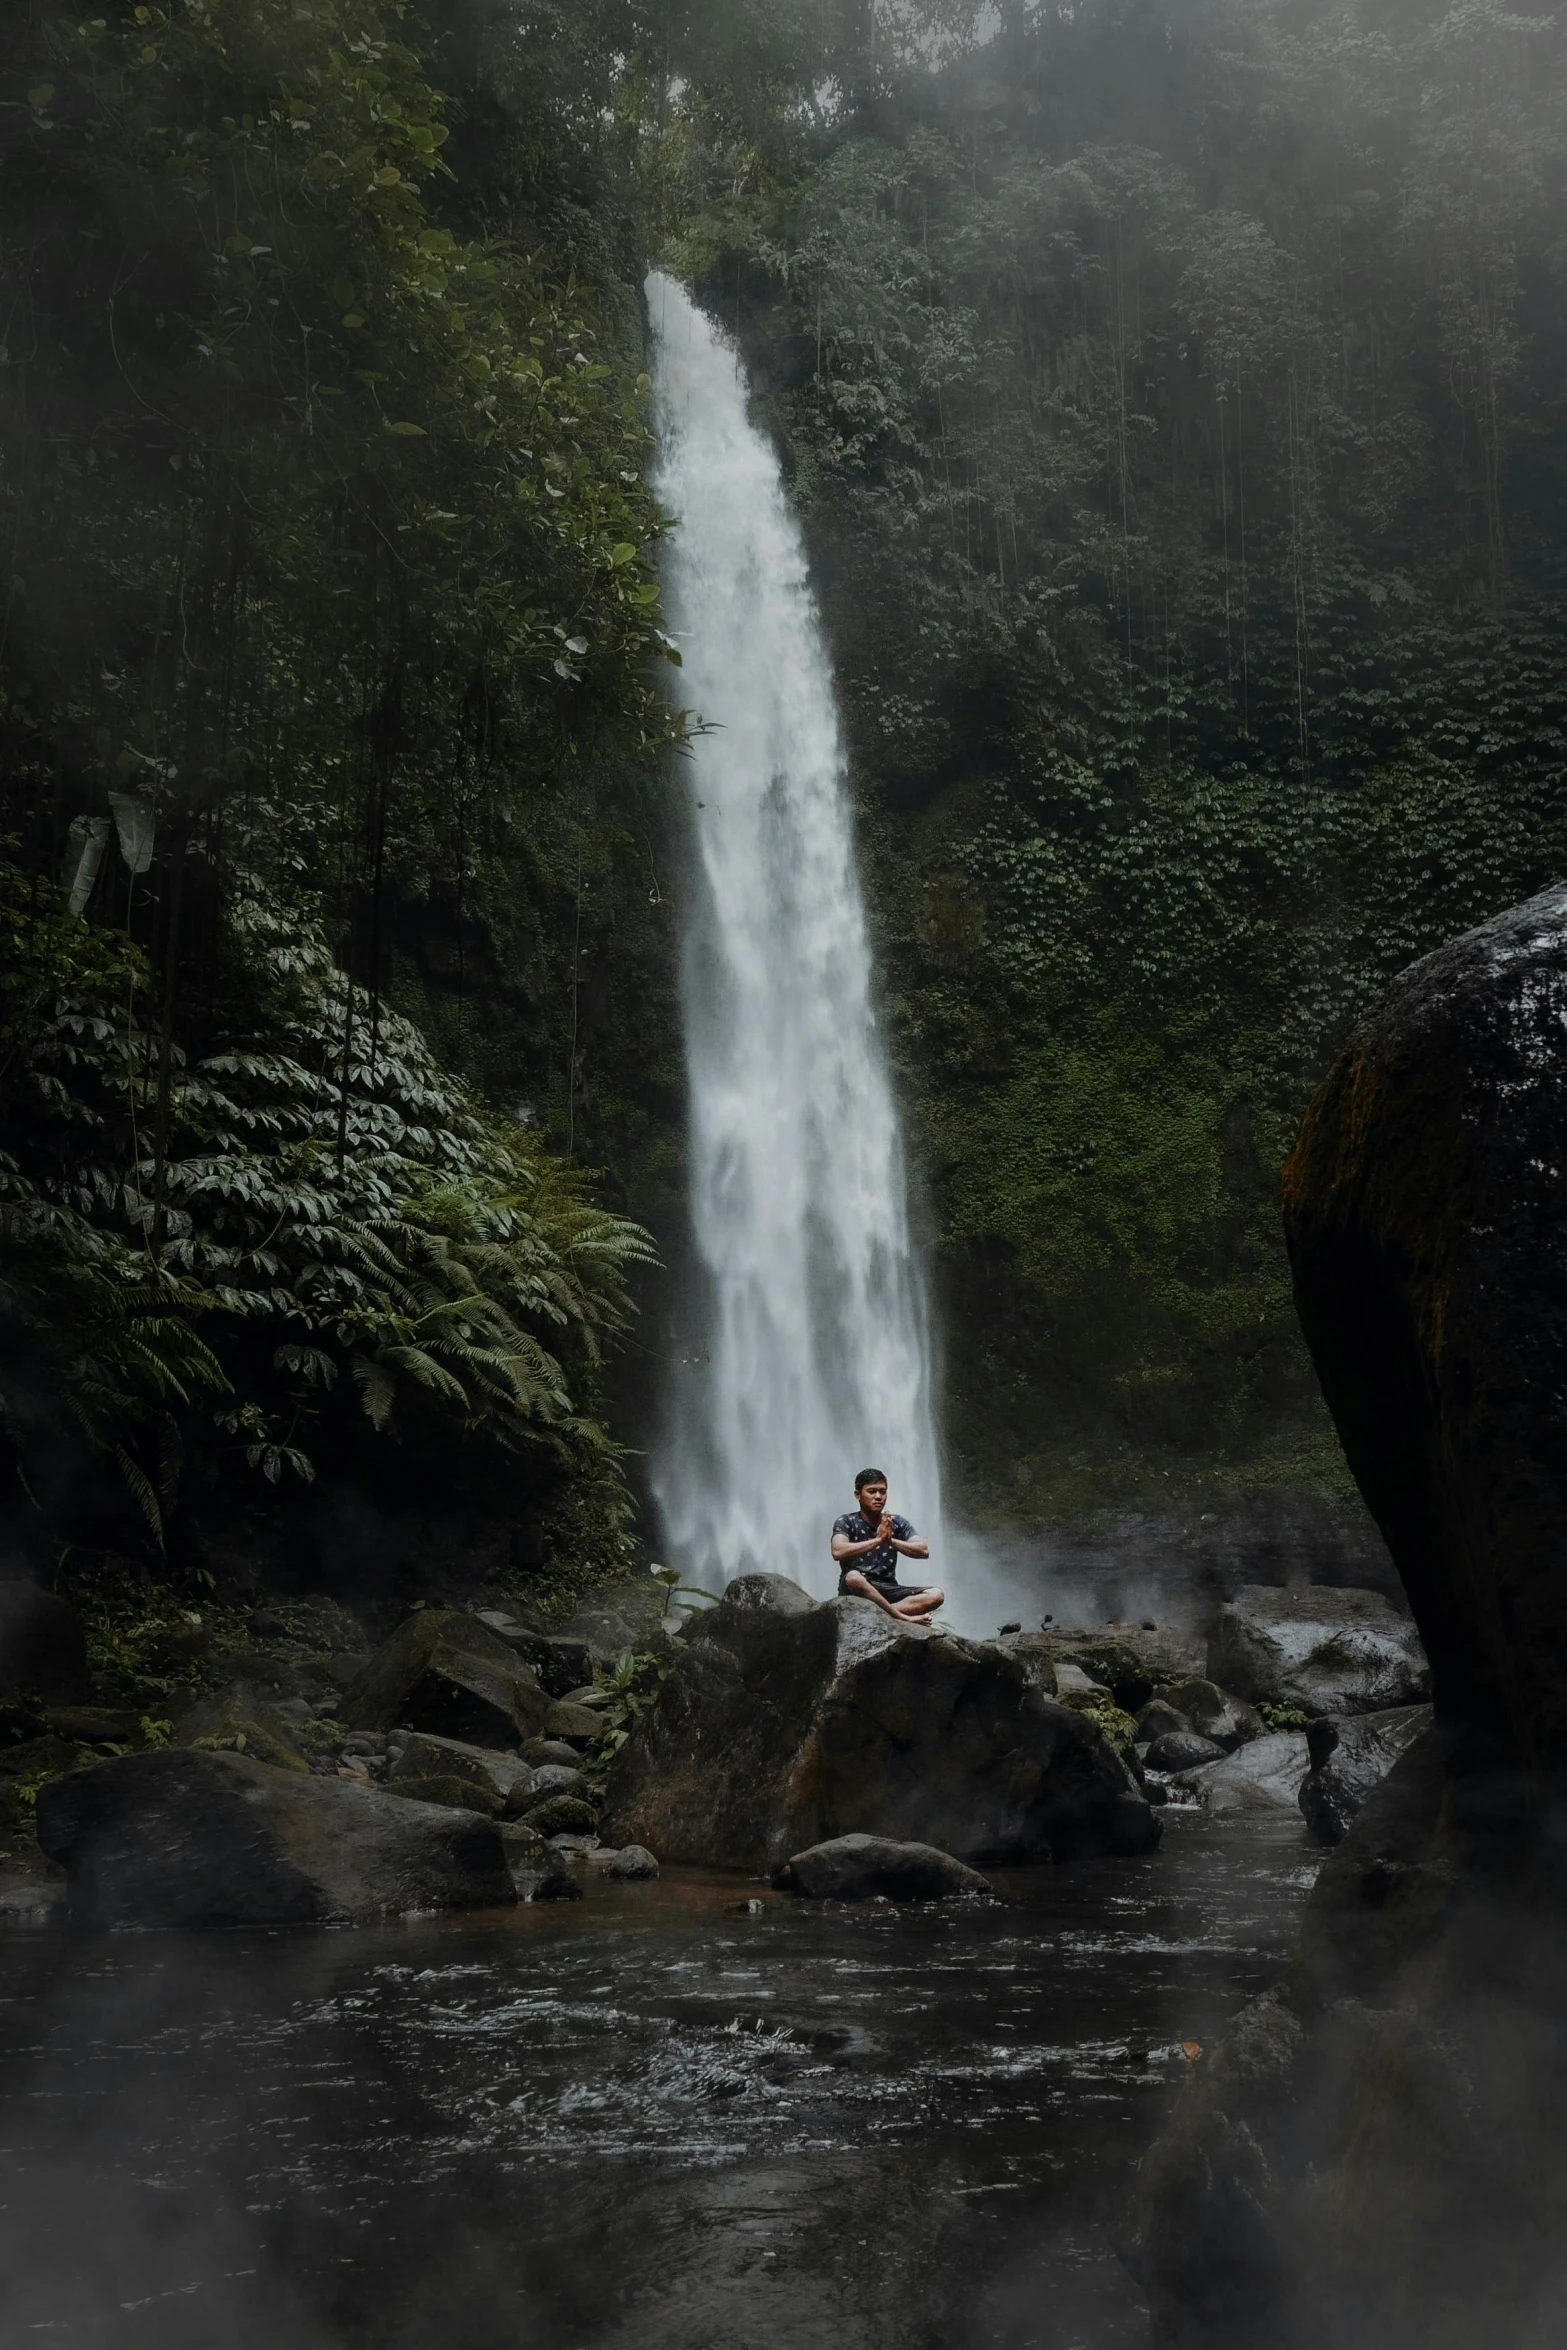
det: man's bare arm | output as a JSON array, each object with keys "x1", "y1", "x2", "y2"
[
  {"x1": 888, "y1": 1534, "x2": 930, "y2": 1560},
  {"x1": 831, "y1": 1532, "x2": 888, "y2": 1561}
]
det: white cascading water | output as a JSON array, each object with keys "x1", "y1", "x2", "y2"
[{"x1": 646, "y1": 271, "x2": 944, "y2": 1600}]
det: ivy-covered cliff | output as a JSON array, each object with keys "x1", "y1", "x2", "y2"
[
  {"x1": 2, "y1": 0, "x2": 1565, "y2": 1589},
  {"x1": 656, "y1": 0, "x2": 1567, "y2": 1521}
]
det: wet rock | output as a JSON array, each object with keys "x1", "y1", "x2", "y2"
[
  {"x1": 517, "y1": 1793, "x2": 599, "y2": 1838},
  {"x1": 1157, "y1": 1678, "x2": 1264, "y2": 1751},
  {"x1": 387, "y1": 1730, "x2": 533, "y2": 1807},
  {"x1": 1145, "y1": 1730, "x2": 1226, "y2": 1772},
  {"x1": 36, "y1": 1749, "x2": 516, "y2": 1926},
  {"x1": 544, "y1": 1699, "x2": 603, "y2": 1744},
  {"x1": 1282, "y1": 883, "x2": 1567, "y2": 1764},
  {"x1": 1135, "y1": 1699, "x2": 1192, "y2": 1742},
  {"x1": 521, "y1": 1737, "x2": 582, "y2": 1769},
  {"x1": 174, "y1": 1684, "x2": 311, "y2": 1774},
  {"x1": 39, "y1": 1705, "x2": 146, "y2": 1744},
  {"x1": 0, "y1": 1582, "x2": 90, "y2": 1705},
  {"x1": 1039, "y1": 1624, "x2": 1206, "y2": 1704},
  {"x1": 339, "y1": 1610, "x2": 549, "y2": 1749},
  {"x1": 385, "y1": 1772, "x2": 503, "y2": 1817},
  {"x1": 1297, "y1": 1703, "x2": 1434, "y2": 1847},
  {"x1": 1210, "y1": 1586, "x2": 1428, "y2": 1718},
  {"x1": 604, "y1": 1843, "x2": 659, "y2": 1881},
  {"x1": 774, "y1": 1833, "x2": 994, "y2": 1901},
  {"x1": 526, "y1": 1763, "x2": 586, "y2": 1801},
  {"x1": 600, "y1": 1573, "x2": 1159, "y2": 1871},
  {"x1": 996, "y1": 1631, "x2": 1059, "y2": 1697},
  {"x1": 1171, "y1": 1730, "x2": 1311, "y2": 1815},
  {"x1": 1126, "y1": 1985, "x2": 1307, "y2": 2347},
  {"x1": 0, "y1": 1869, "x2": 67, "y2": 1927},
  {"x1": 500, "y1": 1821, "x2": 582, "y2": 1901}
]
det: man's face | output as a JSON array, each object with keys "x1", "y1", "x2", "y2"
[{"x1": 858, "y1": 1480, "x2": 888, "y2": 1519}]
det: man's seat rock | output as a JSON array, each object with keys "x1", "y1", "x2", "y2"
[{"x1": 599, "y1": 1573, "x2": 1159, "y2": 1871}]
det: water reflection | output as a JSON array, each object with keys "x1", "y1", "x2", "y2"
[{"x1": 0, "y1": 1810, "x2": 1316, "y2": 2348}]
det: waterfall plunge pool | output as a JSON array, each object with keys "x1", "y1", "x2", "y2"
[{"x1": 0, "y1": 1807, "x2": 1317, "y2": 2349}]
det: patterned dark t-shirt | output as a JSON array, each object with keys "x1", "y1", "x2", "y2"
[{"x1": 832, "y1": 1510, "x2": 918, "y2": 1590}]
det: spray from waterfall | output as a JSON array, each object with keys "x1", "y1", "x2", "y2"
[{"x1": 646, "y1": 272, "x2": 944, "y2": 1601}]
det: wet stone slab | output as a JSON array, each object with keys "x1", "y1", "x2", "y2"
[{"x1": 0, "y1": 1809, "x2": 1319, "y2": 2350}]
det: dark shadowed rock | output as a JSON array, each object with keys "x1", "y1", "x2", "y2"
[
  {"x1": 526, "y1": 1763, "x2": 586, "y2": 1801},
  {"x1": 543, "y1": 1699, "x2": 602, "y2": 1744},
  {"x1": 1126, "y1": 1987, "x2": 1307, "y2": 2346},
  {"x1": 1170, "y1": 1729, "x2": 1309, "y2": 1814},
  {"x1": 500, "y1": 1822, "x2": 582, "y2": 1901},
  {"x1": 604, "y1": 1843, "x2": 659, "y2": 1881},
  {"x1": 1282, "y1": 884, "x2": 1567, "y2": 1765},
  {"x1": 1136, "y1": 891, "x2": 1567, "y2": 2349},
  {"x1": 174, "y1": 1684, "x2": 310, "y2": 1774},
  {"x1": 1144, "y1": 1730, "x2": 1225, "y2": 1772},
  {"x1": 1210, "y1": 1585, "x2": 1428, "y2": 1717},
  {"x1": 474, "y1": 1613, "x2": 594, "y2": 1698},
  {"x1": 1158, "y1": 1677, "x2": 1264, "y2": 1751},
  {"x1": 339, "y1": 1610, "x2": 549, "y2": 1749},
  {"x1": 521, "y1": 1737, "x2": 583, "y2": 1769},
  {"x1": 36, "y1": 1749, "x2": 516, "y2": 1927},
  {"x1": 1297, "y1": 1702, "x2": 1434, "y2": 1846},
  {"x1": 0, "y1": 1582, "x2": 89, "y2": 1704},
  {"x1": 518, "y1": 1793, "x2": 598, "y2": 1838},
  {"x1": 600, "y1": 1573, "x2": 1158, "y2": 1871},
  {"x1": 1135, "y1": 1698, "x2": 1191, "y2": 1742},
  {"x1": 774, "y1": 1834, "x2": 994, "y2": 1901}
]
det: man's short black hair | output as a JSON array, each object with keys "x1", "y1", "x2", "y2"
[{"x1": 854, "y1": 1467, "x2": 887, "y2": 1492}]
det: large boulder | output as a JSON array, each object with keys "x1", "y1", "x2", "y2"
[
  {"x1": 1297, "y1": 1701, "x2": 1434, "y2": 1846},
  {"x1": 385, "y1": 1729, "x2": 534, "y2": 1808},
  {"x1": 1134, "y1": 890, "x2": 1567, "y2": 2346},
  {"x1": 36, "y1": 1748, "x2": 516, "y2": 1927},
  {"x1": 599, "y1": 1574, "x2": 1158, "y2": 1870},
  {"x1": 0, "y1": 1581, "x2": 89, "y2": 1704},
  {"x1": 1158, "y1": 1677, "x2": 1264, "y2": 1751},
  {"x1": 173, "y1": 1683, "x2": 311, "y2": 1773},
  {"x1": 1210, "y1": 1585, "x2": 1429, "y2": 1717},
  {"x1": 774, "y1": 1834, "x2": 994, "y2": 1901},
  {"x1": 1282, "y1": 884, "x2": 1567, "y2": 1765},
  {"x1": 338, "y1": 1610, "x2": 549, "y2": 1749},
  {"x1": 1171, "y1": 1729, "x2": 1310, "y2": 1815}
]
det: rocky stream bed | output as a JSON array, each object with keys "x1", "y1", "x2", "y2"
[{"x1": 0, "y1": 1803, "x2": 1316, "y2": 2350}]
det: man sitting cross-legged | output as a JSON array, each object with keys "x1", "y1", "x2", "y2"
[{"x1": 830, "y1": 1470, "x2": 944, "y2": 1622}]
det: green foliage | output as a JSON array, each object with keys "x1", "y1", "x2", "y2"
[
  {"x1": 585, "y1": 1640, "x2": 672, "y2": 1764},
  {"x1": 0, "y1": 0, "x2": 677, "y2": 1558},
  {"x1": 0, "y1": 851, "x2": 655, "y2": 1523},
  {"x1": 649, "y1": 0, "x2": 1567, "y2": 1514}
]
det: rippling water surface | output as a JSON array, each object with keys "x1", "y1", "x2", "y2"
[{"x1": 0, "y1": 1810, "x2": 1317, "y2": 2349}]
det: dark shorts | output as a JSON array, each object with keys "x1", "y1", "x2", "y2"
[{"x1": 840, "y1": 1573, "x2": 927, "y2": 1604}]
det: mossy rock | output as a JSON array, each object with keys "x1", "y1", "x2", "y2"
[
  {"x1": 391, "y1": 1773, "x2": 505, "y2": 1818},
  {"x1": 1054, "y1": 1689, "x2": 1140, "y2": 1752},
  {"x1": 543, "y1": 1700, "x2": 602, "y2": 1743},
  {"x1": 174, "y1": 1686, "x2": 310, "y2": 1774},
  {"x1": 517, "y1": 1793, "x2": 599, "y2": 1837}
]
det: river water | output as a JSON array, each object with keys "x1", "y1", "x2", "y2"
[{"x1": 0, "y1": 1808, "x2": 1316, "y2": 2348}]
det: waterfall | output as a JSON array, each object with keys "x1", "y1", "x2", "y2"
[{"x1": 646, "y1": 271, "x2": 943, "y2": 1601}]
